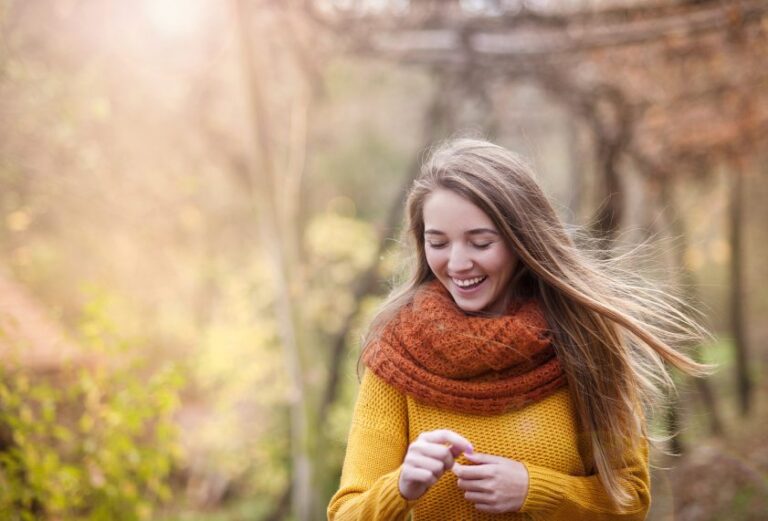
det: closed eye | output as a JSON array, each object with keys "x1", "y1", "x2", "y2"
[
  {"x1": 473, "y1": 242, "x2": 493, "y2": 249},
  {"x1": 427, "y1": 242, "x2": 448, "y2": 249}
]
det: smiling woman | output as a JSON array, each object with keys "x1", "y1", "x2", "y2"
[
  {"x1": 327, "y1": 138, "x2": 709, "y2": 521},
  {"x1": 423, "y1": 189, "x2": 518, "y2": 314}
]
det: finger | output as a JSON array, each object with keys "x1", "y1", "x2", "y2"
[
  {"x1": 474, "y1": 503, "x2": 503, "y2": 514},
  {"x1": 406, "y1": 454, "x2": 446, "y2": 478},
  {"x1": 418, "y1": 430, "x2": 473, "y2": 457},
  {"x1": 463, "y1": 490, "x2": 494, "y2": 503},
  {"x1": 424, "y1": 443, "x2": 455, "y2": 472},
  {"x1": 412, "y1": 442, "x2": 455, "y2": 470},
  {"x1": 404, "y1": 467, "x2": 439, "y2": 487},
  {"x1": 464, "y1": 451, "x2": 502, "y2": 464},
  {"x1": 456, "y1": 477, "x2": 489, "y2": 492},
  {"x1": 419, "y1": 430, "x2": 474, "y2": 455},
  {"x1": 452, "y1": 462, "x2": 492, "y2": 480}
]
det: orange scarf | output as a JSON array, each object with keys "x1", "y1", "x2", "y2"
[{"x1": 363, "y1": 279, "x2": 566, "y2": 415}]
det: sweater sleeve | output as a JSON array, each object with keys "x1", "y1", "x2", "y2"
[
  {"x1": 519, "y1": 438, "x2": 650, "y2": 521},
  {"x1": 327, "y1": 371, "x2": 416, "y2": 521}
]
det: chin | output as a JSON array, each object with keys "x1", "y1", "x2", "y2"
[{"x1": 451, "y1": 295, "x2": 488, "y2": 313}]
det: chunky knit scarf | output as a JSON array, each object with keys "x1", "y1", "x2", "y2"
[{"x1": 363, "y1": 279, "x2": 566, "y2": 415}]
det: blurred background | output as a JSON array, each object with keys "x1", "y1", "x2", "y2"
[{"x1": 0, "y1": 0, "x2": 766, "y2": 520}]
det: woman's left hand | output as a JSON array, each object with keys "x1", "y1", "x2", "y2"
[{"x1": 452, "y1": 452, "x2": 529, "y2": 514}]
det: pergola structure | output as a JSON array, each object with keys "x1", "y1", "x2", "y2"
[
  {"x1": 305, "y1": 0, "x2": 767, "y2": 183},
  {"x1": 300, "y1": 0, "x2": 766, "y2": 427}
]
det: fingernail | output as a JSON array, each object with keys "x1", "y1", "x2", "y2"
[{"x1": 466, "y1": 445, "x2": 474, "y2": 454}]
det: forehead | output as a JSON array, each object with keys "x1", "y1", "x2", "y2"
[{"x1": 423, "y1": 189, "x2": 496, "y2": 231}]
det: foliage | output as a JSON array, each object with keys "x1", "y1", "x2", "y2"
[
  {"x1": 182, "y1": 261, "x2": 290, "y2": 510},
  {"x1": 0, "y1": 296, "x2": 184, "y2": 521},
  {"x1": 304, "y1": 209, "x2": 378, "y2": 335},
  {"x1": 1, "y1": 1, "x2": 767, "y2": 520}
]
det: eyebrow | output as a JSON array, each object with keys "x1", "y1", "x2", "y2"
[{"x1": 424, "y1": 228, "x2": 499, "y2": 236}]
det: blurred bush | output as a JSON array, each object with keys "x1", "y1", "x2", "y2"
[{"x1": 0, "y1": 297, "x2": 184, "y2": 521}]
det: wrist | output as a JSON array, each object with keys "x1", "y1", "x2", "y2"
[{"x1": 397, "y1": 469, "x2": 421, "y2": 500}]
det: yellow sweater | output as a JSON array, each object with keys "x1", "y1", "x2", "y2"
[{"x1": 328, "y1": 371, "x2": 650, "y2": 521}]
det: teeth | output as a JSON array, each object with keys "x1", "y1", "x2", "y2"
[{"x1": 453, "y1": 276, "x2": 485, "y2": 288}]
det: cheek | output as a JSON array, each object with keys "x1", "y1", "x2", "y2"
[
  {"x1": 485, "y1": 249, "x2": 516, "y2": 276},
  {"x1": 424, "y1": 249, "x2": 445, "y2": 273}
]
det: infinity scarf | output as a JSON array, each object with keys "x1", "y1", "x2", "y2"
[{"x1": 363, "y1": 279, "x2": 566, "y2": 415}]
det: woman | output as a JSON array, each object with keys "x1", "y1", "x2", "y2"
[{"x1": 327, "y1": 139, "x2": 706, "y2": 520}]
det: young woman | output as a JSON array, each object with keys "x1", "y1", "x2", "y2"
[{"x1": 327, "y1": 138, "x2": 706, "y2": 520}]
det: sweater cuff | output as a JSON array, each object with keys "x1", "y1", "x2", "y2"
[
  {"x1": 381, "y1": 467, "x2": 418, "y2": 517},
  {"x1": 519, "y1": 462, "x2": 564, "y2": 513}
]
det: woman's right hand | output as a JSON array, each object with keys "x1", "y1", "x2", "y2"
[{"x1": 398, "y1": 429, "x2": 473, "y2": 501}]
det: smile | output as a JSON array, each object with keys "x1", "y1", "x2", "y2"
[{"x1": 452, "y1": 276, "x2": 487, "y2": 289}]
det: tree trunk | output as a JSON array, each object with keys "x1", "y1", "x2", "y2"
[
  {"x1": 231, "y1": 1, "x2": 314, "y2": 518},
  {"x1": 588, "y1": 88, "x2": 632, "y2": 245},
  {"x1": 659, "y1": 177, "x2": 724, "y2": 437},
  {"x1": 728, "y1": 158, "x2": 752, "y2": 416},
  {"x1": 666, "y1": 392, "x2": 684, "y2": 455},
  {"x1": 538, "y1": 76, "x2": 631, "y2": 245}
]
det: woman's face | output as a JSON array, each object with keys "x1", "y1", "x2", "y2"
[{"x1": 423, "y1": 189, "x2": 518, "y2": 314}]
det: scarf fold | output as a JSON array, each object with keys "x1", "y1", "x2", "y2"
[{"x1": 363, "y1": 279, "x2": 567, "y2": 415}]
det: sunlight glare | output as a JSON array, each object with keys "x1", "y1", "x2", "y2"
[{"x1": 144, "y1": 0, "x2": 208, "y2": 38}]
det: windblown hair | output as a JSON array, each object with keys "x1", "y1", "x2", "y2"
[{"x1": 361, "y1": 138, "x2": 709, "y2": 507}]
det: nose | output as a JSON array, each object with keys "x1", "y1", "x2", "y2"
[{"x1": 447, "y1": 245, "x2": 473, "y2": 272}]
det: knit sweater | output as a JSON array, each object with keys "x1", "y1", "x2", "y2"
[{"x1": 327, "y1": 371, "x2": 650, "y2": 521}]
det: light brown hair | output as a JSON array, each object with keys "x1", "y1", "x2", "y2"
[{"x1": 362, "y1": 138, "x2": 709, "y2": 506}]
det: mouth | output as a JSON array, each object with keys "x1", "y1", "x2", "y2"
[{"x1": 451, "y1": 276, "x2": 487, "y2": 291}]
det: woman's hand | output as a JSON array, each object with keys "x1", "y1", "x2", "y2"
[
  {"x1": 398, "y1": 429, "x2": 474, "y2": 501},
  {"x1": 453, "y1": 452, "x2": 529, "y2": 514}
]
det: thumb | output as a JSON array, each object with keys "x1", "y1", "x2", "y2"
[{"x1": 449, "y1": 442, "x2": 473, "y2": 458}]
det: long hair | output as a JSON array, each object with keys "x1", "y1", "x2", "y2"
[{"x1": 361, "y1": 138, "x2": 709, "y2": 506}]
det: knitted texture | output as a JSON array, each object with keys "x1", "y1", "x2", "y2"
[
  {"x1": 363, "y1": 280, "x2": 566, "y2": 415},
  {"x1": 328, "y1": 372, "x2": 650, "y2": 521}
]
